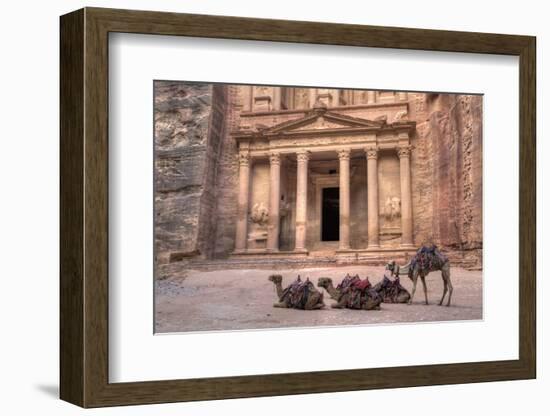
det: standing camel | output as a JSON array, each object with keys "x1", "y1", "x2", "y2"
[{"x1": 388, "y1": 245, "x2": 453, "y2": 306}]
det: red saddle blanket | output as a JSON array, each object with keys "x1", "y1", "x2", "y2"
[{"x1": 336, "y1": 275, "x2": 380, "y2": 309}]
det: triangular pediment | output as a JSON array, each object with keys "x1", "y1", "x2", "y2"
[{"x1": 266, "y1": 110, "x2": 383, "y2": 135}]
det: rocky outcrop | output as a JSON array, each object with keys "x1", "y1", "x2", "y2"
[
  {"x1": 411, "y1": 93, "x2": 483, "y2": 267},
  {"x1": 154, "y1": 81, "x2": 227, "y2": 266}
]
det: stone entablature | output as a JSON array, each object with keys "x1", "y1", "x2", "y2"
[
  {"x1": 232, "y1": 102, "x2": 416, "y2": 254},
  {"x1": 241, "y1": 85, "x2": 407, "y2": 113},
  {"x1": 234, "y1": 104, "x2": 415, "y2": 157}
]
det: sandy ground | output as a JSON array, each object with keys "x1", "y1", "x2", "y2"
[{"x1": 155, "y1": 265, "x2": 482, "y2": 333}]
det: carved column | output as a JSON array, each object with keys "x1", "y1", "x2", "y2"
[
  {"x1": 309, "y1": 88, "x2": 317, "y2": 108},
  {"x1": 338, "y1": 149, "x2": 351, "y2": 250},
  {"x1": 295, "y1": 151, "x2": 310, "y2": 252},
  {"x1": 273, "y1": 87, "x2": 281, "y2": 111},
  {"x1": 366, "y1": 146, "x2": 380, "y2": 248},
  {"x1": 235, "y1": 151, "x2": 251, "y2": 251},
  {"x1": 242, "y1": 86, "x2": 253, "y2": 112},
  {"x1": 397, "y1": 91, "x2": 408, "y2": 101},
  {"x1": 267, "y1": 152, "x2": 281, "y2": 251},
  {"x1": 367, "y1": 91, "x2": 376, "y2": 104},
  {"x1": 398, "y1": 145, "x2": 414, "y2": 247}
]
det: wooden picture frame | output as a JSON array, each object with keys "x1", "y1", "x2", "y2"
[{"x1": 60, "y1": 7, "x2": 536, "y2": 408}]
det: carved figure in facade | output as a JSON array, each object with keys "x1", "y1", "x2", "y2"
[
  {"x1": 294, "y1": 88, "x2": 310, "y2": 109},
  {"x1": 255, "y1": 86, "x2": 270, "y2": 97},
  {"x1": 279, "y1": 200, "x2": 291, "y2": 218},
  {"x1": 374, "y1": 114, "x2": 388, "y2": 125},
  {"x1": 393, "y1": 110, "x2": 408, "y2": 122},
  {"x1": 268, "y1": 275, "x2": 325, "y2": 310},
  {"x1": 250, "y1": 202, "x2": 269, "y2": 226},
  {"x1": 384, "y1": 196, "x2": 402, "y2": 222},
  {"x1": 390, "y1": 245, "x2": 454, "y2": 306},
  {"x1": 317, "y1": 275, "x2": 382, "y2": 310}
]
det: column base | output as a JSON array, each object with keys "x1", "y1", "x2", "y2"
[
  {"x1": 366, "y1": 244, "x2": 380, "y2": 251},
  {"x1": 293, "y1": 248, "x2": 309, "y2": 254}
]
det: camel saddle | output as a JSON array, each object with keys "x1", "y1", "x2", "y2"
[
  {"x1": 409, "y1": 244, "x2": 448, "y2": 276},
  {"x1": 376, "y1": 276, "x2": 409, "y2": 303},
  {"x1": 337, "y1": 275, "x2": 378, "y2": 309},
  {"x1": 281, "y1": 277, "x2": 316, "y2": 309}
]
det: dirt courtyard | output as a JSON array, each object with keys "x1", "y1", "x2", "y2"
[{"x1": 155, "y1": 265, "x2": 482, "y2": 333}]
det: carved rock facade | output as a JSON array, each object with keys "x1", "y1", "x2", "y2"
[{"x1": 154, "y1": 83, "x2": 483, "y2": 269}]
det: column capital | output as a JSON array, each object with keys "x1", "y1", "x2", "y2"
[
  {"x1": 365, "y1": 146, "x2": 379, "y2": 160},
  {"x1": 337, "y1": 149, "x2": 351, "y2": 161},
  {"x1": 269, "y1": 152, "x2": 281, "y2": 166},
  {"x1": 296, "y1": 150, "x2": 310, "y2": 163},
  {"x1": 238, "y1": 151, "x2": 250, "y2": 166},
  {"x1": 397, "y1": 145, "x2": 412, "y2": 159}
]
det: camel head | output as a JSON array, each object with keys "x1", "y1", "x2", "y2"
[
  {"x1": 268, "y1": 274, "x2": 283, "y2": 284},
  {"x1": 317, "y1": 277, "x2": 333, "y2": 289}
]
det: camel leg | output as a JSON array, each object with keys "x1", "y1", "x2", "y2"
[
  {"x1": 439, "y1": 280, "x2": 448, "y2": 306},
  {"x1": 363, "y1": 298, "x2": 378, "y2": 310},
  {"x1": 445, "y1": 269, "x2": 453, "y2": 307},
  {"x1": 420, "y1": 275, "x2": 429, "y2": 305},
  {"x1": 408, "y1": 273, "x2": 419, "y2": 305},
  {"x1": 273, "y1": 302, "x2": 288, "y2": 308},
  {"x1": 306, "y1": 294, "x2": 325, "y2": 310},
  {"x1": 397, "y1": 291, "x2": 410, "y2": 304},
  {"x1": 332, "y1": 293, "x2": 349, "y2": 309}
]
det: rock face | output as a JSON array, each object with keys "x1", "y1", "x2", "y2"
[
  {"x1": 410, "y1": 93, "x2": 483, "y2": 267},
  {"x1": 154, "y1": 81, "x2": 227, "y2": 269}
]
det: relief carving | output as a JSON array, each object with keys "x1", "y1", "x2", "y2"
[
  {"x1": 279, "y1": 200, "x2": 291, "y2": 218},
  {"x1": 393, "y1": 110, "x2": 408, "y2": 123},
  {"x1": 250, "y1": 202, "x2": 269, "y2": 225},
  {"x1": 384, "y1": 196, "x2": 402, "y2": 222},
  {"x1": 294, "y1": 88, "x2": 310, "y2": 109},
  {"x1": 365, "y1": 146, "x2": 378, "y2": 160},
  {"x1": 238, "y1": 152, "x2": 250, "y2": 166},
  {"x1": 397, "y1": 145, "x2": 412, "y2": 158}
]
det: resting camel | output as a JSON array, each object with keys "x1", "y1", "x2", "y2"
[
  {"x1": 372, "y1": 272, "x2": 411, "y2": 304},
  {"x1": 317, "y1": 275, "x2": 382, "y2": 310},
  {"x1": 268, "y1": 275, "x2": 325, "y2": 310},
  {"x1": 388, "y1": 246, "x2": 453, "y2": 306}
]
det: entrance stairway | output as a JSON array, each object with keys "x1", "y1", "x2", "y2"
[{"x1": 177, "y1": 247, "x2": 481, "y2": 271}]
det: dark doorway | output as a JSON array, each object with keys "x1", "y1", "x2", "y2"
[{"x1": 322, "y1": 187, "x2": 340, "y2": 241}]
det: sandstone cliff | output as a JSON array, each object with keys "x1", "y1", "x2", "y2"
[
  {"x1": 154, "y1": 81, "x2": 227, "y2": 271},
  {"x1": 411, "y1": 93, "x2": 483, "y2": 267}
]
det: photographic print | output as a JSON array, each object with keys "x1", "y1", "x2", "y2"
[{"x1": 154, "y1": 82, "x2": 483, "y2": 333}]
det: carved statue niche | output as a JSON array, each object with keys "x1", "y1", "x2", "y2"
[
  {"x1": 250, "y1": 202, "x2": 269, "y2": 226},
  {"x1": 247, "y1": 202, "x2": 269, "y2": 248},
  {"x1": 279, "y1": 200, "x2": 291, "y2": 218},
  {"x1": 384, "y1": 196, "x2": 402, "y2": 222},
  {"x1": 293, "y1": 88, "x2": 310, "y2": 109},
  {"x1": 253, "y1": 86, "x2": 273, "y2": 111}
]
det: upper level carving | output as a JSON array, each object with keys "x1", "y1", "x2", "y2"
[{"x1": 240, "y1": 85, "x2": 409, "y2": 113}]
